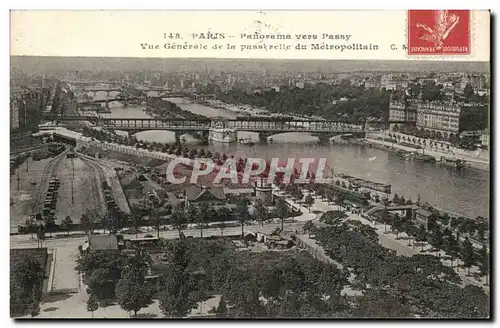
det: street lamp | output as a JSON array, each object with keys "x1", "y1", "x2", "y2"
[{"x1": 71, "y1": 157, "x2": 75, "y2": 204}]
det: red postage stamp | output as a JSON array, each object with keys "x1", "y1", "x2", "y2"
[{"x1": 407, "y1": 10, "x2": 471, "y2": 55}]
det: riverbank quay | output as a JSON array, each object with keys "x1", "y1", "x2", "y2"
[
  {"x1": 363, "y1": 137, "x2": 489, "y2": 171},
  {"x1": 33, "y1": 127, "x2": 485, "y2": 222}
]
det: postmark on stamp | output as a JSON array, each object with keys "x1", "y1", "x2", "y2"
[{"x1": 407, "y1": 10, "x2": 470, "y2": 55}]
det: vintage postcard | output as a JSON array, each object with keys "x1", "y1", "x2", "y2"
[{"x1": 9, "y1": 10, "x2": 491, "y2": 319}]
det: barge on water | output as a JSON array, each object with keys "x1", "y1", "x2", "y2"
[
  {"x1": 402, "y1": 152, "x2": 437, "y2": 163},
  {"x1": 348, "y1": 139, "x2": 366, "y2": 146},
  {"x1": 338, "y1": 174, "x2": 391, "y2": 194},
  {"x1": 439, "y1": 157, "x2": 470, "y2": 169},
  {"x1": 238, "y1": 138, "x2": 255, "y2": 146},
  {"x1": 413, "y1": 153, "x2": 437, "y2": 163}
]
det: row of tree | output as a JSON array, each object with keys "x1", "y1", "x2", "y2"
[
  {"x1": 375, "y1": 209, "x2": 489, "y2": 279},
  {"x1": 388, "y1": 130, "x2": 454, "y2": 147},
  {"x1": 310, "y1": 213, "x2": 489, "y2": 318},
  {"x1": 84, "y1": 233, "x2": 479, "y2": 318},
  {"x1": 47, "y1": 193, "x2": 296, "y2": 240},
  {"x1": 10, "y1": 251, "x2": 45, "y2": 317}
]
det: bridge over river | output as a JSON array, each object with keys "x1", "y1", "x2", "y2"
[{"x1": 41, "y1": 115, "x2": 394, "y2": 137}]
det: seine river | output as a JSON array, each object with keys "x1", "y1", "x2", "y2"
[{"x1": 92, "y1": 92, "x2": 489, "y2": 219}]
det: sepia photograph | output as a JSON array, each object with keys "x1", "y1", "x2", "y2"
[{"x1": 9, "y1": 10, "x2": 491, "y2": 319}]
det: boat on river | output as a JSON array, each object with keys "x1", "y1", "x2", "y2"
[
  {"x1": 439, "y1": 157, "x2": 470, "y2": 169},
  {"x1": 403, "y1": 152, "x2": 436, "y2": 163},
  {"x1": 338, "y1": 174, "x2": 392, "y2": 194},
  {"x1": 413, "y1": 153, "x2": 437, "y2": 163},
  {"x1": 238, "y1": 138, "x2": 255, "y2": 146}
]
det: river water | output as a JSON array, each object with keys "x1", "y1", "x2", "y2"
[{"x1": 91, "y1": 92, "x2": 489, "y2": 219}]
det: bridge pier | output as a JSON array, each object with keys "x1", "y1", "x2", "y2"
[
  {"x1": 174, "y1": 131, "x2": 183, "y2": 144},
  {"x1": 258, "y1": 132, "x2": 272, "y2": 143},
  {"x1": 198, "y1": 130, "x2": 209, "y2": 144},
  {"x1": 315, "y1": 133, "x2": 335, "y2": 144}
]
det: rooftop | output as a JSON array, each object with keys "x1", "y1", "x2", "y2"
[
  {"x1": 88, "y1": 235, "x2": 118, "y2": 251},
  {"x1": 416, "y1": 208, "x2": 432, "y2": 218},
  {"x1": 185, "y1": 184, "x2": 225, "y2": 201}
]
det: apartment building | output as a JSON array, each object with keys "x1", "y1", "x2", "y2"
[
  {"x1": 388, "y1": 96, "x2": 417, "y2": 129},
  {"x1": 416, "y1": 101, "x2": 461, "y2": 139}
]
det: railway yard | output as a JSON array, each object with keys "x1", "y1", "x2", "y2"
[{"x1": 10, "y1": 143, "x2": 130, "y2": 233}]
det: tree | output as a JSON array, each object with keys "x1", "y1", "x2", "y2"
[
  {"x1": 478, "y1": 245, "x2": 489, "y2": 285},
  {"x1": 276, "y1": 198, "x2": 289, "y2": 231},
  {"x1": 101, "y1": 212, "x2": 123, "y2": 235},
  {"x1": 195, "y1": 204, "x2": 210, "y2": 238},
  {"x1": 158, "y1": 241, "x2": 199, "y2": 318},
  {"x1": 320, "y1": 210, "x2": 347, "y2": 226},
  {"x1": 391, "y1": 214, "x2": 403, "y2": 239},
  {"x1": 76, "y1": 251, "x2": 127, "y2": 300},
  {"x1": 416, "y1": 224, "x2": 427, "y2": 252},
  {"x1": 234, "y1": 200, "x2": 250, "y2": 238},
  {"x1": 440, "y1": 213, "x2": 450, "y2": 227},
  {"x1": 475, "y1": 221, "x2": 488, "y2": 241},
  {"x1": 61, "y1": 216, "x2": 73, "y2": 236},
  {"x1": 355, "y1": 289, "x2": 411, "y2": 318},
  {"x1": 10, "y1": 254, "x2": 45, "y2": 317},
  {"x1": 450, "y1": 217, "x2": 460, "y2": 230},
  {"x1": 87, "y1": 293, "x2": 99, "y2": 318},
  {"x1": 215, "y1": 295, "x2": 228, "y2": 317},
  {"x1": 25, "y1": 217, "x2": 36, "y2": 239},
  {"x1": 446, "y1": 234, "x2": 460, "y2": 269},
  {"x1": 216, "y1": 207, "x2": 230, "y2": 237},
  {"x1": 303, "y1": 220, "x2": 314, "y2": 237},
  {"x1": 149, "y1": 207, "x2": 161, "y2": 238},
  {"x1": 392, "y1": 194, "x2": 400, "y2": 204},
  {"x1": 405, "y1": 222, "x2": 418, "y2": 246},
  {"x1": 185, "y1": 203, "x2": 200, "y2": 232},
  {"x1": 81, "y1": 210, "x2": 97, "y2": 237},
  {"x1": 29, "y1": 299, "x2": 40, "y2": 318},
  {"x1": 335, "y1": 192, "x2": 345, "y2": 209},
  {"x1": 43, "y1": 216, "x2": 55, "y2": 237},
  {"x1": 254, "y1": 200, "x2": 269, "y2": 227},
  {"x1": 292, "y1": 188, "x2": 304, "y2": 201},
  {"x1": 461, "y1": 238, "x2": 475, "y2": 275},
  {"x1": 159, "y1": 265, "x2": 199, "y2": 318},
  {"x1": 129, "y1": 214, "x2": 141, "y2": 238},
  {"x1": 464, "y1": 82, "x2": 474, "y2": 99},
  {"x1": 115, "y1": 250, "x2": 154, "y2": 318},
  {"x1": 430, "y1": 228, "x2": 444, "y2": 254},
  {"x1": 380, "y1": 209, "x2": 391, "y2": 233},
  {"x1": 304, "y1": 195, "x2": 314, "y2": 212},
  {"x1": 171, "y1": 205, "x2": 188, "y2": 238}
]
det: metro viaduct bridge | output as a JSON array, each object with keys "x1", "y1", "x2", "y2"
[
  {"x1": 80, "y1": 87, "x2": 172, "y2": 97},
  {"x1": 43, "y1": 115, "x2": 402, "y2": 141},
  {"x1": 77, "y1": 94, "x2": 186, "y2": 105},
  {"x1": 67, "y1": 80, "x2": 123, "y2": 86},
  {"x1": 78, "y1": 92, "x2": 215, "y2": 104}
]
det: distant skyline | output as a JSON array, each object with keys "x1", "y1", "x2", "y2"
[{"x1": 11, "y1": 56, "x2": 490, "y2": 75}]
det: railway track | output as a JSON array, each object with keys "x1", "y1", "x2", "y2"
[
  {"x1": 31, "y1": 148, "x2": 69, "y2": 214},
  {"x1": 78, "y1": 155, "x2": 107, "y2": 214},
  {"x1": 78, "y1": 154, "x2": 131, "y2": 214},
  {"x1": 94, "y1": 159, "x2": 132, "y2": 214},
  {"x1": 10, "y1": 142, "x2": 67, "y2": 156}
]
